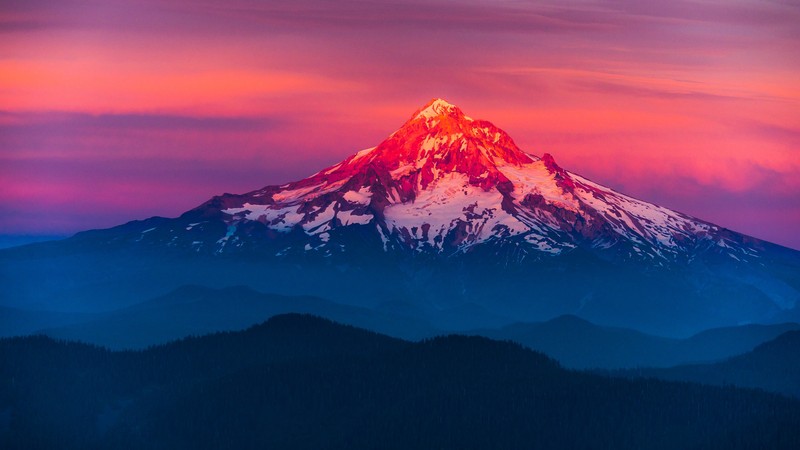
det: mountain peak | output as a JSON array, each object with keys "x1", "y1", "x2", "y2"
[
  {"x1": 412, "y1": 98, "x2": 469, "y2": 122},
  {"x1": 352, "y1": 98, "x2": 536, "y2": 194}
]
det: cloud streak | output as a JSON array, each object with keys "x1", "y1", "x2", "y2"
[{"x1": 1, "y1": 0, "x2": 799, "y2": 249}]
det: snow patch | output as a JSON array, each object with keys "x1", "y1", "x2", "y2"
[
  {"x1": 272, "y1": 178, "x2": 348, "y2": 204},
  {"x1": 390, "y1": 164, "x2": 416, "y2": 179},
  {"x1": 342, "y1": 187, "x2": 373, "y2": 205},
  {"x1": 302, "y1": 204, "x2": 336, "y2": 232},
  {"x1": 337, "y1": 209, "x2": 373, "y2": 226},
  {"x1": 383, "y1": 173, "x2": 530, "y2": 251},
  {"x1": 350, "y1": 146, "x2": 376, "y2": 163}
]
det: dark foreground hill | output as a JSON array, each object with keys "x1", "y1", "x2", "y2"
[{"x1": 2, "y1": 314, "x2": 799, "y2": 450}]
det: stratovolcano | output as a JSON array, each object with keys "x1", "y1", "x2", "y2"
[
  {"x1": 173, "y1": 98, "x2": 764, "y2": 265},
  {"x1": 4, "y1": 99, "x2": 799, "y2": 336}
]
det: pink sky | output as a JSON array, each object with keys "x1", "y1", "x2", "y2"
[{"x1": 1, "y1": 0, "x2": 799, "y2": 249}]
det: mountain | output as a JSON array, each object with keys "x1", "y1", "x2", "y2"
[
  {"x1": 470, "y1": 316, "x2": 800, "y2": 369},
  {"x1": 2, "y1": 99, "x2": 799, "y2": 335},
  {"x1": 98, "y1": 99, "x2": 778, "y2": 264},
  {"x1": 2, "y1": 314, "x2": 799, "y2": 449},
  {"x1": 619, "y1": 330, "x2": 800, "y2": 398}
]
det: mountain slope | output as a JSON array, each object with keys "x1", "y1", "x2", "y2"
[{"x1": 2, "y1": 315, "x2": 800, "y2": 449}]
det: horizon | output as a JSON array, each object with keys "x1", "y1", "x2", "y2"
[{"x1": 1, "y1": 0, "x2": 798, "y2": 250}]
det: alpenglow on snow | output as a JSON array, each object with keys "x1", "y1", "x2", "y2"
[{"x1": 145, "y1": 98, "x2": 764, "y2": 265}]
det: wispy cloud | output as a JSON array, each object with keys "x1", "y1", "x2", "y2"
[{"x1": 1, "y1": 0, "x2": 798, "y2": 248}]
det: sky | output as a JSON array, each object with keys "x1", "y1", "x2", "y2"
[{"x1": 1, "y1": 0, "x2": 799, "y2": 249}]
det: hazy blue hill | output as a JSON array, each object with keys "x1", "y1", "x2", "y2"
[
  {"x1": 619, "y1": 330, "x2": 800, "y2": 398},
  {"x1": 30, "y1": 285, "x2": 799, "y2": 369},
  {"x1": 469, "y1": 315, "x2": 800, "y2": 369},
  {"x1": 683, "y1": 322, "x2": 800, "y2": 359},
  {"x1": 0, "y1": 306, "x2": 96, "y2": 338},
  {"x1": 1, "y1": 314, "x2": 799, "y2": 449},
  {"x1": 469, "y1": 315, "x2": 673, "y2": 369},
  {"x1": 40, "y1": 285, "x2": 437, "y2": 348},
  {"x1": 0, "y1": 235, "x2": 66, "y2": 250}
]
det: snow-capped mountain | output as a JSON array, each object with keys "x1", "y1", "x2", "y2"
[
  {"x1": 6, "y1": 99, "x2": 800, "y2": 336},
  {"x1": 160, "y1": 98, "x2": 763, "y2": 265}
]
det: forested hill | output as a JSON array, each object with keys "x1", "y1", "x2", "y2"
[{"x1": 2, "y1": 314, "x2": 799, "y2": 450}]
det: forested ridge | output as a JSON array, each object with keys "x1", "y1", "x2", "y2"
[{"x1": 2, "y1": 314, "x2": 799, "y2": 449}]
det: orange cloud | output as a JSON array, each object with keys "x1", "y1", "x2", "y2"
[{"x1": 0, "y1": 59, "x2": 355, "y2": 114}]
